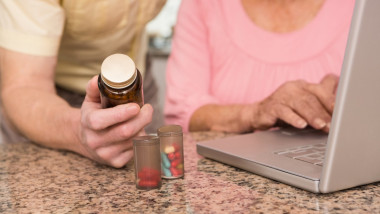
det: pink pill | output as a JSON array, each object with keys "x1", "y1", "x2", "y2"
[
  {"x1": 167, "y1": 152, "x2": 176, "y2": 161},
  {"x1": 172, "y1": 143, "x2": 180, "y2": 152},
  {"x1": 174, "y1": 151, "x2": 181, "y2": 159},
  {"x1": 171, "y1": 159, "x2": 181, "y2": 168},
  {"x1": 170, "y1": 167, "x2": 182, "y2": 176}
]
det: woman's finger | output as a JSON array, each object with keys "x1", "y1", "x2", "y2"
[
  {"x1": 274, "y1": 104, "x2": 308, "y2": 129},
  {"x1": 291, "y1": 93, "x2": 331, "y2": 130},
  {"x1": 320, "y1": 74, "x2": 339, "y2": 94},
  {"x1": 306, "y1": 74, "x2": 339, "y2": 114}
]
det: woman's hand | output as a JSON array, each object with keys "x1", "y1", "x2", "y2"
[
  {"x1": 77, "y1": 76, "x2": 153, "y2": 168},
  {"x1": 245, "y1": 74, "x2": 339, "y2": 132}
]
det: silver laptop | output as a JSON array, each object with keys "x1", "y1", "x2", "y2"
[{"x1": 196, "y1": 0, "x2": 380, "y2": 193}]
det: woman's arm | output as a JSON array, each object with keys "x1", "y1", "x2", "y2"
[
  {"x1": 190, "y1": 74, "x2": 338, "y2": 133},
  {"x1": 165, "y1": 0, "x2": 220, "y2": 131}
]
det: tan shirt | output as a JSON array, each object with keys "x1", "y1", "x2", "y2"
[{"x1": 0, "y1": 0, "x2": 165, "y2": 94}]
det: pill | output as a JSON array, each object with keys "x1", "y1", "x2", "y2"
[
  {"x1": 138, "y1": 167, "x2": 160, "y2": 180},
  {"x1": 139, "y1": 167, "x2": 160, "y2": 175},
  {"x1": 138, "y1": 171, "x2": 160, "y2": 181},
  {"x1": 167, "y1": 152, "x2": 176, "y2": 161},
  {"x1": 161, "y1": 152, "x2": 171, "y2": 168},
  {"x1": 164, "y1": 146, "x2": 175, "y2": 154},
  {"x1": 176, "y1": 163, "x2": 183, "y2": 169},
  {"x1": 138, "y1": 180, "x2": 159, "y2": 187},
  {"x1": 174, "y1": 151, "x2": 181, "y2": 159},
  {"x1": 172, "y1": 143, "x2": 180, "y2": 151},
  {"x1": 171, "y1": 159, "x2": 181, "y2": 168},
  {"x1": 170, "y1": 167, "x2": 182, "y2": 176},
  {"x1": 162, "y1": 165, "x2": 172, "y2": 177},
  {"x1": 176, "y1": 168, "x2": 183, "y2": 175}
]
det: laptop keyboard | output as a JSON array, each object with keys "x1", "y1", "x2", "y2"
[{"x1": 274, "y1": 143, "x2": 326, "y2": 166}]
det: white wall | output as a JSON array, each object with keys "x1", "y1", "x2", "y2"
[{"x1": 146, "y1": 0, "x2": 182, "y2": 37}]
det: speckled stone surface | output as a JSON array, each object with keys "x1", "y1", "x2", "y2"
[{"x1": 1, "y1": 132, "x2": 379, "y2": 213}]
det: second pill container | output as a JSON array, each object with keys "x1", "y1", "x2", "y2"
[
  {"x1": 133, "y1": 136, "x2": 162, "y2": 190},
  {"x1": 158, "y1": 125, "x2": 184, "y2": 179}
]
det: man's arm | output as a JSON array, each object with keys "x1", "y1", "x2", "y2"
[
  {"x1": 0, "y1": 48, "x2": 81, "y2": 150},
  {"x1": 0, "y1": 48, "x2": 153, "y2": 167}
]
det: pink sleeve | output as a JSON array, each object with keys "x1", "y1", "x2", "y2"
[{"x1": 164, "y1": 0, "x2": 220, "y2": 132}]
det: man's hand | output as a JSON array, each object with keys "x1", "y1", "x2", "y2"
[
  {"x1": 245, "y1": 74, "x2": 339, "y2": 132},
  {"x1": 78, "y1": 76, "x2": 153, "y2": 168}
]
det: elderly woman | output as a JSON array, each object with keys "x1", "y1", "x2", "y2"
[{"x1": 165, "y1": 0, "x2": 355, "y2": 133}]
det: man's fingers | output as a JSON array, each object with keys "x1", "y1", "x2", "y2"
[
  {"x1": 85, "y1": 104, "x2": 153, "y2": 148},
  {"x1": 110, "y1": 150, "x2": 134, "y2": 168},
  {"x1": 101, "y1": 104, "x2": 153, "y2": 142},
  {"x1": 80, "y1": 75, "x2": 152, "y2": 167},
  {"x1": 84, "y1": 75, "x2": 101, "y2": 103},
  {"x1": 84, "y1": 103, "x2": 140, "y2": 130},
  {"x1": 95, "y1": 141, "x2": 133, "y2": 162}
]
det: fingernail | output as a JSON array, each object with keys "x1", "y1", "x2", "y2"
[
  {"x1": 314, "y1": 118, "x2": 326, "y2": 129},
  {"x1": 297, "y1": 120, "x2": 308, "y2": 129}
]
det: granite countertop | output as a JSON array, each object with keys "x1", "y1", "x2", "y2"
[{"x1": 1, "y1": 132, "x2": 379, "y2": 213}]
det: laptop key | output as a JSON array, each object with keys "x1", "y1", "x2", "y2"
[
  {"x1": 307, "y1": 153, "x2": 324, "y2": 159},
  {"x1": 275, "y1": 143, "x2": 327, "y2": 166},
  {"x1": 295, "y1": 156, "x2": 323, "y2": 164},
  {"x1": 282, "y1": 150, "x2": 318, "y2": 158},
  {"x1": 315, "y1": 162, "x2": 324, "y2": 166}
]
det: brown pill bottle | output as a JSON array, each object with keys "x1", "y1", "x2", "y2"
[{"x1": 98, "y1": 54, "x2": 144, "y2": 108}]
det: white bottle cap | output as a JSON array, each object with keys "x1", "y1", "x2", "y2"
[{"x1": 100, "y1": 53, "x2": 137, "y2": 89}]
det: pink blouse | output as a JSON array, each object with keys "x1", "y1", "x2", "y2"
[{"x1": 164, "y1": 0, "x2": 355, "y2": 132}]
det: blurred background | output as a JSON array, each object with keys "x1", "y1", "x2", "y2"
[{"x1": 146, "y1": 0, "x2": 181, "y2": 113}]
